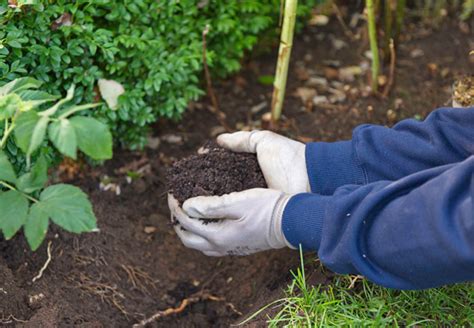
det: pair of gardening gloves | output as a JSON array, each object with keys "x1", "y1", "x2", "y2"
[{"x1": 168, "y1": 131, "x2": 309, "y2": 256}]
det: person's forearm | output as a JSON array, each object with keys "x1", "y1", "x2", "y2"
[
  {"x1": 283, "y1": 156, "x2": 474, "y2": 289},
  {"x1": 306, "y1": 107, "x2": 474, "y2": 194}
]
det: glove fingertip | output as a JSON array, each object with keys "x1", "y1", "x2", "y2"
[
  {"x1": 216, "y1": 133, "x2": 232, "y2": 147},
  {"x1": 182, "y1": 199, "x2": 202, "y2": 217}
]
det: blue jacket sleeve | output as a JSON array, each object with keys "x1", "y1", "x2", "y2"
[
  {"x1": 282, "y1": 156, "x2": 474, "y2": 289},
  {"x1": 306, "y1": 107, "x2": 474, "y2": 194}
]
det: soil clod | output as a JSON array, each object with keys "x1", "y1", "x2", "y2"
[{"x1": 168, "y1": 141, "x2": 267, "y2": 205}]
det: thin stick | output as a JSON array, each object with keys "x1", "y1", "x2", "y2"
[
  {"x1": 202, "y1": 25, "x2": 231, "y2": 132},
  {"x1": 348, "y1": 275, "x2": 364, "y2": 289},
  {"x1": 382, "y1": 39, "x2": 396, "y2": 98},
  {"x1": 32, "y1": 241, "x2": 52, "y2": 282},
  {"x1": 133, "y1": 291, "x2": 238, "y2": 327},
  {"x1": 332, "y1": 3, "x2": 356, "y2": 40},
  {"x1": 271, "y1": 0, "x2": 298, "y2": 125},
  {"x1": 384, "y1": 0, "x2": 393, "y2": 56},
  {"x1": 366, "y1": 0, "x2": 380, "y2": 92}
]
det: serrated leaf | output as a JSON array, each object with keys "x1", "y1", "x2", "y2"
[
  {"x1": 98, "y1": 79, "x2": 124, "y2": 110},
  {"x1": 48, "y1": 119, "x2": 77, "y2": 159},
  {"x1": 24, "y1": 202, "x2": 49, "y2": 251},
  {"x1": 70, "y1": 116, "x2": 112, "y2": 160},
  {"x1": 28, "y1": 116, "x2": 49, "y2": 155},
  {"x1": 0, "y1": 190, "x2": 29, "y2": 239},
  {"x1": 0, "y1": 151, "x2": 17, "y2": 183},
  {"x1": 0, "y1": 93, "x2": 22, "y2": 120},
  {"x1": 39, "y1": 184, "x2": 97, "y2": 233},
  {"x1": 17, "y1": 90, "x2": 60, "y2": 108},
  {"x1": 0, "y1": 77, "x2": 42, "y2": 96},
  {"x1": 16, "y1": 156, "x2": 48, "y2": 193},
  {"x1": 15, "y1": 110, "x2": 49, "y2": 155}
]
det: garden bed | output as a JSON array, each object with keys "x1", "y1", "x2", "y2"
[{"x1": 0, "y1": 16, "x2": 472, "y2": 327}]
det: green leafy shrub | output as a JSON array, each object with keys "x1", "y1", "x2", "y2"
[
  {"x1": 0, "y1": 0, "x2": 316, "y2": 149},
  {"x1": 0, "y1": 77, "x2": 112, "y2": 250}
]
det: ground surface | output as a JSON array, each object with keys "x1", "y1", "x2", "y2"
[{"x1": 0, "y1": 11, "x2": 472, "y2": 328}]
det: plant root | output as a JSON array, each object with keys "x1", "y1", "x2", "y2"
[
  {"x1": 70, "y1": 273, "x2": 128, "y2": 317},
  {"x1": 121, "y1": 264, "x2": 156, "y2": 295},
  {"x1": 0, "y1": 314, "x2": 29, "y2": 324},
  {"x1": 133, "y1": 291, "x2": 242, "y2": 327},
  {"x1": 32, "y1": 241, "x2": 53, "y2": 283}
]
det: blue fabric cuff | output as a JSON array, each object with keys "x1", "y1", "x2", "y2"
[
  {"x1": 282, "y1": 193, "x2": 331, "y2": 251},
  {"x1": 305, "y1": 141, "x2": 366, "y2": 195}
]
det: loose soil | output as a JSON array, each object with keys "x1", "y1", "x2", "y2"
[
  {"x1": 168, "y1": 141, "x2": 266, "y2": 205},
  {"x1": 0, "y1": 10, "x2": 472, "y2": 328}
]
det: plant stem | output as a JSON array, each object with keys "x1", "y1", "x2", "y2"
[
  {"x1": 58, "y1": 103, "x2": 101, "y2": 120},
  {"x1": 384, "y1": 0, "x2": 393, "y2": 58},
  {"x1": 0, "y1": 181, "x2": 39, "y2": 203},
  {"x1": 202, "y1": 24, "x2": 231, "y2": 132},
  {"x1": 366, "y1": 0, "x2": 380, "y2": 92},
  {"x1": 0, "y1": 119, "x2": 15, "y2": 149},
  {"x1": 394, "y1": 0, "x2": 406, "y2": 44},
  {"x1": 271, "y1": 0, "x2": 298, "y2": 124}
]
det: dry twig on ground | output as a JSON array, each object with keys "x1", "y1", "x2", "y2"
[{"x1": 133, "y1": 291, "x2": 241, "y2": 327}]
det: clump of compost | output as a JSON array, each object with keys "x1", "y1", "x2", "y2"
[{"x1": 168, "y1": 141, "x2": 267, "y2": 205}]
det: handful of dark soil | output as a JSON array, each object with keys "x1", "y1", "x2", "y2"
[{"x1": 168, "y1": 141, "x2": 267, "y2": 205}]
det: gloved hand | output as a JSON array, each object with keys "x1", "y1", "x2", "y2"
[
  {"x1": 168, "y1": 189, "x2": 296, "y2": 256},
  {"x1": 217, "y1": 131, "x2": 310, "y2": 193}
]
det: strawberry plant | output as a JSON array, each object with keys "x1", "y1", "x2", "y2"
[{"x1": 0, "y1": 77, "x2": 112, "y2": 250}]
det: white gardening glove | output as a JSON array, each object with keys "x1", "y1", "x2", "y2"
[
  {"x1": 168, "y1": 189, "x2": 295, "y2": 256},
  {"x1": 217, "y1": 131, "x2": 310, "y2": 193}
]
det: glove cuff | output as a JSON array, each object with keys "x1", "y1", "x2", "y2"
[{"x1": 270, "y1": 194, "x2": 296, "y2": 249}]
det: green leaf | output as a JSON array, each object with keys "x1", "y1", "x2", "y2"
[
  {"x1": 17, "y1": 90, "x2": 60, "y2": 108},
  {"x1": 24, "y1": 202, "x2": 49, "y2": 251},
  {"x1": 0, "y1": 190, "x2": 29, "y2": 239},
  {"x1": 0, "y1": 93, "x2": 22, "y2": 120},
  {"x1": 39, "y1": 184, "x2": 97, "y2": 233},
  {"x1": 0, "y1": 77, "x2": 42, "y2": 96},
  {"x1": 0, "y1": 151, "x2": 17, "y2": 183},
  {"x1": 15, "y1": 111, "x2": 49, "y2": 155},
  {"x1": 48, "y1": 119, "x2": 77, "y2": 159},
  {"x1": 7, "y1": 40, "x2": 22, "y2": 49},
  {"x1": 70, "y1": 116, "x2": 112, "y2": 160},
  {"x1": 16, "y1": 156, "x2": 48, "y2": 193}
]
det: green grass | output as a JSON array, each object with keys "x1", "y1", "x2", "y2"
[{"x1": 244, "y1": 250, "x2": 474, "y2": 327}]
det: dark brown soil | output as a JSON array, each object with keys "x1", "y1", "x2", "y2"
[
  {"x1": 0, "y1": 11, "x2": 472, "y2": 328},
  {"x1": 168, "y1": 141, "x2": 267, "y2": 205}
]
